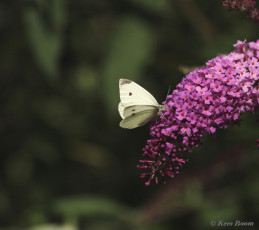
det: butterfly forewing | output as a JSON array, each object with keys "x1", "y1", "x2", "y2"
[
  {"x1": 119, "y1": 79, "x2": 159, "y2": 107},
  {"x1": 118, "y1": 102, "x2": 125, "y2": 119}
]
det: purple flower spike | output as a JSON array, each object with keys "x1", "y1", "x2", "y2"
[
  {"x1": 222, "y1": 0, "x2": 259, "y2": 24},
  {"x1": 138, "y1": 40, "x2": 259, "y2": 185}
]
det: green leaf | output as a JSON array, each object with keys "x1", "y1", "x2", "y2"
[
  {"x1": 52, "y1": 0, "x2": 66, "y2": 30},
  {"x1": 23, "y1": 0, "x2": 65, "y2": 77},
  {"x1": 30, "y1": 224, "x2": 76, "y2": 230},
  {"x1": 53, "y1": 196, "x2": 133, "y2": 222}
]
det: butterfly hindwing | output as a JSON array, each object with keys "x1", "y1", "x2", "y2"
[
  {"x1": 123, "y1": 105, "x2": 158, "y2": 118},
  {"x1": 119, "y1": 108, "x2": 158, "y2": 129}
]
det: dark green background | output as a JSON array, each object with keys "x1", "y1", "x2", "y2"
[{"x1": 0, "y1": 0, "x2": 258, "y2": 229}]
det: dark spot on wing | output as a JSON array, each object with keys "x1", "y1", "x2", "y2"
[
  {"x1": 132, "y1": 109, "x2": 135, "y2": 111},
  {"x1": 120, "y1": 79, "x2": 132, "y2": 85},
  {"x1": 129, "y1": 92, "x2": 132, "y2": 96}
]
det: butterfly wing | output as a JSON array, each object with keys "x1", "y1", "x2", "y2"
[
  {"x1": 119, "y1": 106, "x2": 159, "y2": 129},
  {"x1": 118, "y1": 102, "x2": 125, "y2": 119},
  {"x1": 119, "y1": 79, "x2": 159, "y2": 107},
  {"x1": 123, "y1": 105, "x2": 159, "y2": 118}
]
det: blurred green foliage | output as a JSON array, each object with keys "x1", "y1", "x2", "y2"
[
  {"x1": 24, "y1": 0, "x2": 65, "y2": 77},
  {"x1": 0, "y1": 0, "x2": 258, "y2": 230},
  {"x1": 103, "y1": 17, "x2": 154, "y2": 116}
]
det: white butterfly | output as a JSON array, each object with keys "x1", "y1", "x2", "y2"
[{"x1": 118, "y1": 78, "x2": 165, "y2": 129}]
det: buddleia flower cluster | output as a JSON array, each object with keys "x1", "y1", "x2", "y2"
[
  {"x1": 137, "y1": 40, "x2": 259, "y2": 186},
  {"x1": 222, "y1": 0, "x2": 259, "y2": 23}
]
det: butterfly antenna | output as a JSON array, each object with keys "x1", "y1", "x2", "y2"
[
  {"x1": 166, "y1": 85, "x2": 171, "y2": 99},
  {"x1": 159, "y1": 84, "x2": 171, "y2": 121},
  {"x1": 161, "y1": 113, "x2": 167, "y2": 121}
]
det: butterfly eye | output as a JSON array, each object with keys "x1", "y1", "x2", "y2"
[{"x1": 129, "y1": 92, "x2": 132, "y2": 96}]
